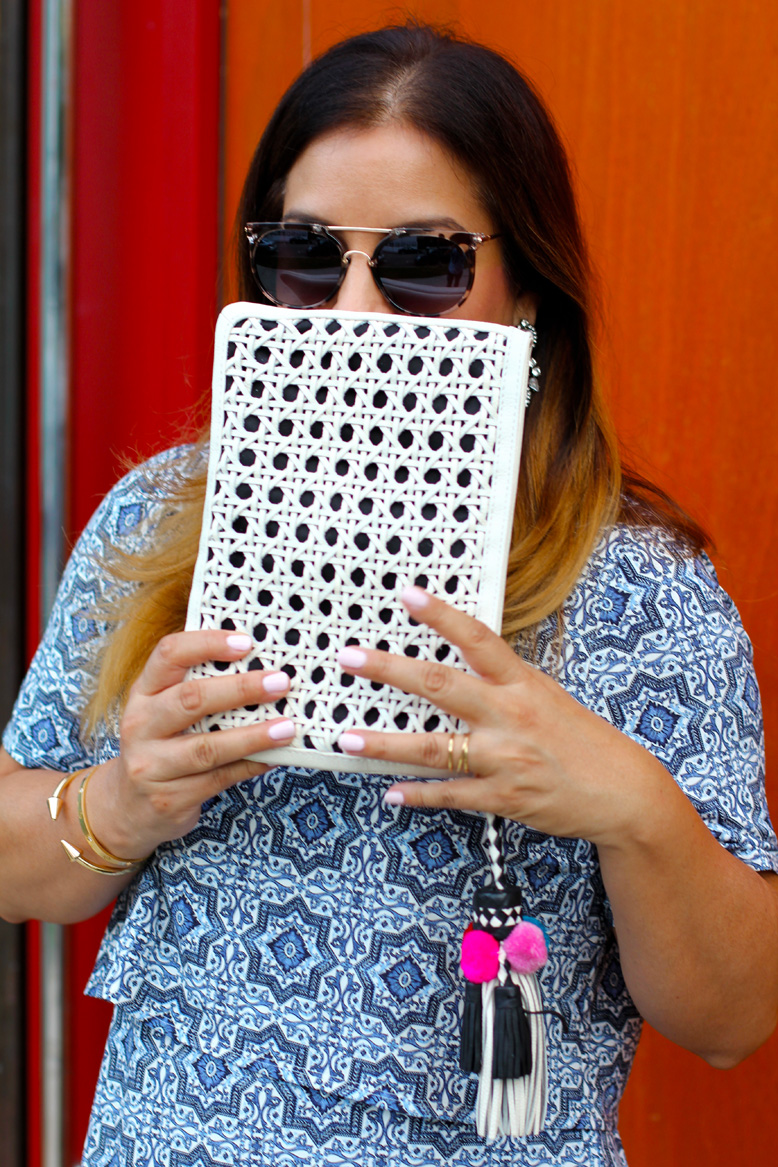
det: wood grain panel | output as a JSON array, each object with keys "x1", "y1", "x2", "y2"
[
  {"x1": 222, "y1": 3, "x2": 778, "y2": 1163},
  {"x1": 222, "y1": 0, "x2": 303, "y2": 300}
]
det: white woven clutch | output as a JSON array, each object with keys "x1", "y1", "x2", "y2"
[{"x1": 185, "y1": 303, "x2": 532, "y2": 776}]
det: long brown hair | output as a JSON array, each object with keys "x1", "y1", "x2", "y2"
[{"x1": 86, "y1": 23, "x2": 708, "y2": 728}]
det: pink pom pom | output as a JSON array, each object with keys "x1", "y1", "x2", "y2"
[
  {"x1": 503, "y1": 920, "x2": 548, "y2": 975},
  {"x1": 461, "y1": 928, "x2": 499, "y2": 983}
]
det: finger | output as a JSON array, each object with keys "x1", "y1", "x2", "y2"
[
  {"x1": 133, "y1": 717, "x2": 296, "y2": 782},
  {"x1": 185, "y1": 755, "x2": 274, "y2": 803},
  {"x1": 134, "y1": 667, "x2": 291, "y2": 739},
  {"x1": 336, "y1": 645, "x2": 496, "y2": 724},
  {"x1": 161, "y1": 755, "x2": 270, "y2": 810},
  {"x1": 136, "y1": 629, "x2": 259, "y2": 697},
  {"x1": 401, "y1": 586, "x2": 526, "y2": 685},
  {"x1": 337, "y1": 728, "x2": 489, "y2": 776},
  {"x1": 120, "y1": 757, "x2": 272, "y2": 843},
  {"x1": 382, "y1": 776, "x2": 514, "y2": 817}
]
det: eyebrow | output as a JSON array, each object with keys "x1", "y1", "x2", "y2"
[{"x1": 283, "y1": 211, "x2": 469, "y2": 232}]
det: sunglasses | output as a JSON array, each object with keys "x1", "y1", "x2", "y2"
[{"x1": 243, "y1": 222, "x2": 501, "y2": 317}]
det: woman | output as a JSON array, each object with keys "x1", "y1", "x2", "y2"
[{"x1": 2, "y1": 23, "x2": 777, "y2": 1167}]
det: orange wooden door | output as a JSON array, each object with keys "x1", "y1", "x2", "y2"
[{"x1": 223, "y1": 2, "x2": 778, "y2": 1162}]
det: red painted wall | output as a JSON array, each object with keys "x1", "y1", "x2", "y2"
[
  {"x1": 25, "y1": 2, "x2": 221, "y2": 1160},
  {"x1": 69, "y1": 1, "x2": 220, "y2": 530}
]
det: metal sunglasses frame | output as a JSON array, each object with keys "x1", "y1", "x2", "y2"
[{"x1": 243, "y1": 221, "x2": 501, "y2": 315}]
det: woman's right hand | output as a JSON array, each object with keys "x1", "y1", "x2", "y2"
[{"x1": 87, "y1": 629, "x2": 295, "y2": 860}]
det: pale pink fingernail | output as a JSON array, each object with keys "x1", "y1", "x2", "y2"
[
  {"x1": 268, "y1": 719, "x2": 295, "y2": 741},
  {"x1": 338, "y1": 646, "x2": 368, "y2": 669},
  {"x1": 401, "y1": 586, "x2": 429, "y2": 610},
  {"x1": 384, "y1": 790, "x2": 405, "y2": 806},
  {"x1": 227, "y1": 633, "x2": 253, "y2": 650},
  {"x1": 338, "y1": 732, "x2": 365, "y2": 753},
  {"x1": 263, "y1": 672, "x2": 289, "y2": 694}
]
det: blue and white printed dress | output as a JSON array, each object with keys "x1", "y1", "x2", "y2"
[{"x1": 5, "y1": 448, "x2": 777, "y2": 1167}]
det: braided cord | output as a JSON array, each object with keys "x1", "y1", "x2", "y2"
[{"x1": 484, "y1": 811, "x2": 507, "y2": 889}]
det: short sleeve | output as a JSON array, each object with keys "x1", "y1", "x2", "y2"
[
  {"x1": 560, "y1": 526, "x2": 778, "y2": 873},
  {"x1": 3, "y1": 446, "x2": 195, "y2": 772}
]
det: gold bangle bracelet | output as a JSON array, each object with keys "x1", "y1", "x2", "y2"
[
  {"x1": 47, "y1": 768, "x2": 88, "y2": 821},
  {"x1": 60, "y1": 838, "x2": 141, "y2": 876},
  {"x1": 77, "y1": 766, "x2": 147, "y2": 868}
]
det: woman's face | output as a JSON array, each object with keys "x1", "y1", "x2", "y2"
[{"x1": 281, "y1": 122, "x2": 536, "y2": 325}]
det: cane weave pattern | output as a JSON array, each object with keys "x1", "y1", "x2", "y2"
[{"x1": 186, "y1": 304, "x2": 530, "y2": 774}]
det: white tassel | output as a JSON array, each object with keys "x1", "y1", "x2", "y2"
[{"x1": 474, "y1": 969, "x2": 548, "y2": 1139}]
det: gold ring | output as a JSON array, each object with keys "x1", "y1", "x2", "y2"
[
  {"x1": 447, "y1": 734, "x2": 456, "y2": 771},
  {"x1": 456, "y1": 733, "x2": 470, "y2": 773}
]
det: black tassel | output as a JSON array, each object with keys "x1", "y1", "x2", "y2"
[
  {"x1": 459, "y1": 981, "x2": 483, "y2": 1073},
  {"x1": 492, "y1": 983, "x2": 532, "y2": 1079}
]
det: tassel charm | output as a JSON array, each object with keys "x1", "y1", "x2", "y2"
[
  {"x1": 459, "y1": 813, "x2": 550, "y2": 1139},
  {"x1": 459, "y1": 981, "x2": 483, "y2": 1073},
  {"x1": 492, "y1": 984, "x2": 532, "y2": 1078}
]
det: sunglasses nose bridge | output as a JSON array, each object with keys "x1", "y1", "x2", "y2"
[{"x1": 341, "y1": 248, "x2": 374, "y2": 266}]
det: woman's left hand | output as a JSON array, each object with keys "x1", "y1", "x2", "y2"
[
  {"x1": 336, "y1": 585, "x2": 667, "y2": 846},
  {"x1": 336, "y1": 586, "x2": 778, "y2": 1066}
]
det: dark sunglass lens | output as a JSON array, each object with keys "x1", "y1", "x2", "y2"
[
  {"x1": 373, "y1": 235, "x2": 472, "y2": 315},
  {"x1": 251, "y1": 227, "x2": 342, "y2": 308}
]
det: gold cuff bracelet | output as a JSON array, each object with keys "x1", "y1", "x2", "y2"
[
  {"x1": 48, "y1": 765, "x2": 146, "y2": 876},
  {"x1": 47, "y1": 768, "x2": 86, "y2": 820},
  {"x1": 76, "y1": 766, "x2": 146, "y2": 867},
  {"x1": 59, "y1": 838, "x2": 141, "y2": 876}
]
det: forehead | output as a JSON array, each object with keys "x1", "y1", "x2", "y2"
[{"x1": 282, "y1": 122, "x2": 493, "y2": 231}]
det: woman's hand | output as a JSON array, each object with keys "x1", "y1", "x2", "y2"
[
  {"x1": 87, "y1": 629, "x2": 295, "y2": 860},
  {"x1": 336, "y1": 586, "x2": 778, "y2": 1066},
  {"x1": 0, "y1": 629, "x2": 295, "y2": 924},
  {"x1": 335, "y1": 586, "x2": 664, "y2": 847}
]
